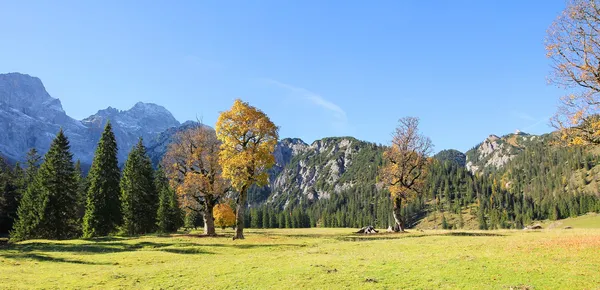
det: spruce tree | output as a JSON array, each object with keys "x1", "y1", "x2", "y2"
[
  {"x1": 11, "y1": 178, "x2": 42, "y2": 241},
  {"x1": 156, "y1": 167, "x2": 182, "y2": 233},
  {"x1": 74, "y1": 160, "x2": 87, "y2": 226},
  {"x1": 120, "y1": 138, "x2": 158, "y2": 235},
  {"x1": 0, "y1": 157, "x2": 19, "y2": 234},
  {"x1": 11, "y1": 130, "x2": 79, "y2": 240},
  {"x1": 24, "y1": 148, "x2": 41, "y2": 185},
  {"x1": 83, "y1": 121, "x2": 122, "y2": 238}
]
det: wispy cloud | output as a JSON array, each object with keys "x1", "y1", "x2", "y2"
[
  {"x1": 512, "y1": 111, "x2": 536, "y2": 122},
  {"x1": 263, "y1": 78, "x2": 347, "y2": 122},
  {"x1": 521, "y1": 116, "x2": 550, "y2": 132}
]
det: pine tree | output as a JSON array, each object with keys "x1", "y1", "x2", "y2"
[
  {"x1": 477, "y1": 204, "x2": 488, "y2": 230},
  {"x1": 24, "y1": 148, "x2": 41, "y2": 185},
  {"x1": 11, "y1": 130, "x2": 79, "y2": 241},
  {"x1": 156, "y1": 167, "x2": 183, "y2": 233},
  {"x1": 74, "y1": 160, "x2": 87, "y2": 227},
  {"x1": 83, "y1": 122, "x2": 122, "y2": 238},
  {"x1": 0, "y1": 157, "x2": 19, "y2": 234},
  {"x1": 184, "y1": 209, "x2": 203, "y2": 230},
  {"x1": 11, "y1": 178, "x2": 42, "y2": 241},
  {"x1": 120, "y1": 138, "x2": 158, "y2": 235}
]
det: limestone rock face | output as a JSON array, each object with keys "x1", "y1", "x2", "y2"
[
  {"x1": 465, "y1": 132, "x2": 539, "y2": 173},
  {"x1": 0, "y1": 73, "x2": 180, "y2": 164}
]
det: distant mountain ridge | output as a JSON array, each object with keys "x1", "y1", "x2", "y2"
[
  {"x1": 0, "y1": 72, "x2": 181, "y2": 164},
  {"x1": 465, "y1": 131, "x2": 542, "y2": 173},
  {"x1": 0, "y1": 72, "x2": 552, "y2": 207}
]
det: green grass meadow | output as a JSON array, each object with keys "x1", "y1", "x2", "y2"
[{"x1": 1, "y1": 216, "x2": 600, "y2": 289}]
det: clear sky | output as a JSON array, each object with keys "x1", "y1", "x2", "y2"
[{"x1": 0, "y1": 1, "x2": 568, "y2": 152}]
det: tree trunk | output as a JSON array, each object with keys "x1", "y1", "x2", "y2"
[
  {"x1": 392, "y1": 196, "x2": 405, "y2": 232},
  {"x1": 203, "y1": 198, "x2": 216, "y2": 236},
  {"x1": 234, "y1": 188, "x2": 247, "y2": 240}
]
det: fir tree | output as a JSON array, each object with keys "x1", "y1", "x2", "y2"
[
  {"x1": 24, "y1": 148, "x2": 41, "y2": 185},
  {"x1": 120, "y1": 138, "x2": 158, "y2": 235},
  {"x1": 477, "y1": 204, "x2": 488, "y2": 230},
  {"x1": 11, "y1": 178, "x2": 42, "y2": 241},
  {"x1": 12, "y1": 130, "x2": 79, "y2": 240},
  {"x1": 83, "y1": 121, "x2": 122, "y2": 238},
  {"x1": 184, "y1": 209, "x2": 203, "y2": 230},
  {"x1": 0, "y1": 157, "x2": 19, "y2": 234},
  {"x1": 73, "y1": 160, "x2": 87, "y2": 227},
  {"x1": 156, "y1": 168, "x2": 183, "y2": 233}
]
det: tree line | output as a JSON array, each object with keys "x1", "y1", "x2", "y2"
[
  {"x1": 0, "y1": 99, "x2": 280, "y2": 241},
  {"x1": 0, "y1": 123, "x2": 184, "y2": 242}
]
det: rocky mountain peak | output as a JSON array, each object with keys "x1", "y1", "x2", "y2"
[
  {"x1": 0, "y1": 73, "x2": 65, "y2": 115},
  {"x1": 466, "y1": 132, "x2": 540, "y2": 174},
  {"x1": 0, "y1": 72, "x2": 184, "y2": 165},
  {"x1": 274, "y1": 138, "x2": 309, "y2": 168},
  {"x1": 487, "y1": 134, "x2": 500, "y2": 142}
]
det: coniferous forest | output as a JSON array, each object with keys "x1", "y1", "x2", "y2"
[{"x1": 2, "y1": 124, "x2": 599, "y2": 242}]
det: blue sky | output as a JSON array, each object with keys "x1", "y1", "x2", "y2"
[{"x1": 0, "y1": 1, "x2": 567, "y2": 152}]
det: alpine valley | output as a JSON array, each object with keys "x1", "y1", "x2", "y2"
[{"x1": 1, "y1": 73, "x2": 599, "y2": 230}]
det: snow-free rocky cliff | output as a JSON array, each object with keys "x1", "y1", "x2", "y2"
[
  {"x1": 0, "y1": 73, "x2": 180, "y2": 164},
  {"x1": 1, "y1": 72, "x2": 545, "y2": 210},
  {"x1": 465, "y1": 131, "x2": 540, "y2": 173}
]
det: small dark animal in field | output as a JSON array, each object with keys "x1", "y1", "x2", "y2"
[
  {"x1": 326, "y1": 269, "x2": 338, "y2": 274},
  {"x1": 564, "y1": 226, "x2": 573, "y2": 229},
  {"x1": 365, "y1": 278, "x2": 378, "y2": 283}
]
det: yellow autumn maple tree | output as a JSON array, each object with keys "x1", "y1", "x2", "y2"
[
  {"x1": 162, "y1": 125, "x2": 229, "y2": 236},
  {"x1": 213, "y1": 203, "x2": 236, "y2": 229},
  {"x1": 546, "y1": 0, "x2": 600, "y2": 145},
  {"x1": 215, "y1": 99, "x2": 278, "y2": 239},
  {"x1": 380, "y1": 117, "x2": 432, "y2": 232}
]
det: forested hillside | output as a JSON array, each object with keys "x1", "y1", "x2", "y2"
[{"x1": 244, "y1": 133, "x2": 600, "y2": 230}]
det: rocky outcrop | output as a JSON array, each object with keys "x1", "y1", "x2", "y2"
[
  {"x1": 0, "y1": 73, "x2": 181, "y2": 165},
  {"x1": 266, "y1": 137, "x2": 382, "y2": 208},
  {"x1": 465, "y1": 132, "x2": 539, "y2": 173}
]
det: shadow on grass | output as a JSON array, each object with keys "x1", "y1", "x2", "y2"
[
  {"x1": 337, "y1": 231, "x2": 505, "y2": 242},
  {"x1": 161, "y1": 248, "x2": 213, "y2": 254},
  {"x1": 202, "y1": 243, "x2": 308, "y2": 249},
  {"x1": 0, "y1": 238, "x2": 306, "y2": 264},
  {"x1": 2, "y1": 253, "x2": 112, "y2": 265},
  {"x1": 0, "y1": 239, "x2": 218, "y2": 265},
  {"x1": 444, "y1": 232, "x2": 504, "y2": 237}
]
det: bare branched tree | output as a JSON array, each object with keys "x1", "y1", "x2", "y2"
[{"x1": 380, "y1": 117, "x2": 433, "y2": 232}]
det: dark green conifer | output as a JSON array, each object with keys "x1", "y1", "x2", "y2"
[
  {"x1": 83, "y1": 121, "x2": 121, "y2": 238},
  {"x1": 0, "y1": 157, "x2": 19, "y2": 234},
  {"x1": 24, "y1": 148, "x2": 41, "y2": 185},
  {"x1": 12, "y1": 130, "x2": 79, "y2": 241},
  {"x1": 74, "y1": 160, "x2": 87, "y2": 226},
  {"x1": 120, "y1": 138, "x2": 158, "y2": 235},
  {"x1": 156, "y1": 167, "x2": 182, "y2": 233}
]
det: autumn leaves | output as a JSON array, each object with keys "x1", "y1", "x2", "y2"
[{"x1": 163, "y1": 99, "x2": 278, "y2": 239}]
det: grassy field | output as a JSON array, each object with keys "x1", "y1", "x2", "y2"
[{"x1": 1, "y1": 219, "x2": 600, "y2": 289}]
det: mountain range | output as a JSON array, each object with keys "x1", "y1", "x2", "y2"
[
  {"x1": 0, "y1": 73, "x2": 180, "y2": 164},
  {"x1": 0, "y1": 72, "x2": 552, "y2": 209}
]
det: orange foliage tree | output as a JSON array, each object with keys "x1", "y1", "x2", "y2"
[
  {"x1": 215, "y1": 99, "x2": 278, "y2": 239},
  {"x1": 162, "y1": 125, "x2": 229, "y2": 236},
  {"x1": 546, "y1": 0, "x2": 600, "y2": 145},
  {"x1": 380, "y1": 117, "x2": 432, "y2": 232},
  {"x1": 213, "y1": 203, "x2": 236, "y2": 229}
]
